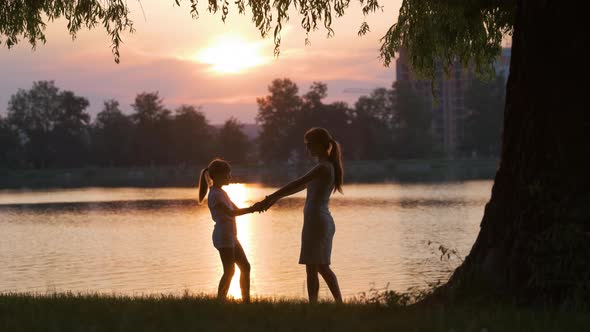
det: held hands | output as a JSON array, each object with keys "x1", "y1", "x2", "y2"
[
  {"x1": 249, "y1": 195, "x2": 277, "y2": 213},
  {"x1": 249, "y1": 201, "x2": 266, "y2": 214}
]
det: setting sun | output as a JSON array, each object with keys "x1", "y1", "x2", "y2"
[
  {"x1": 222, "y1": 183, "x2": 249, "y2": 205},
  {"x1": 196, "y1": 36, "x2": 268, "y2": 74}
]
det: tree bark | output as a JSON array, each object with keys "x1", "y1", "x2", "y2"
[{"x1": 445, "y1": 0, "x2": 590, "y2": 302}]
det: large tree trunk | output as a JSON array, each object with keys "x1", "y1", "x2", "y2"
[{"x1": 446, "y1": 0, "x2": 589, "y2": 302}]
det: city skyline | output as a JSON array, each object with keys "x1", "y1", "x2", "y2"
[{"x1": 396, "y1": 47, "x2": 511, "y2": 155}]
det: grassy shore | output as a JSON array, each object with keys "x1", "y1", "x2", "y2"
[
  {"x1": 1, "y1": 293, "x2": 588, "y2": 331},
  {"x1": 0, "y1": 158, "x2": 499, "y2": 189}
]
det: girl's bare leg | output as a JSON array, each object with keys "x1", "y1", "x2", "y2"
[
  {"x1": 233, "y1": 242, "x2": 251, "y2": 303},
  {"x1": 318, "y1": 264, "x2": 342, "y2": 303},
  {"x1": 306, "y1": 264, "x2": 320, "y2": 303},
  {"x1": 217, "y1": 248, "x2": 235, "y2": 301}
]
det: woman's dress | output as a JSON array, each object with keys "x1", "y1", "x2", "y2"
[{"x1": 299, "y1": 161, "x2": 336, "y2": 265}]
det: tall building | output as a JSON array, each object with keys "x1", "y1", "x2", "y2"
[{"x1": 396, "y1": 48, "x2": 511, "y2": 156}]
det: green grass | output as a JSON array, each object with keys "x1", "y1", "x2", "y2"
[{"x1": 1, "y1": 292, "x2": 588, "y2": 331}]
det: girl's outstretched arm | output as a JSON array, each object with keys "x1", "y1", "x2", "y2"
[{"x1": 212, "y1": 202, "x2": 254, "y2": 217}]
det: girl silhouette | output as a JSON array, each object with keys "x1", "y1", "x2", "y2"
[{"x1": 198, "y1": 158, "x2": 262, "y2": 303}]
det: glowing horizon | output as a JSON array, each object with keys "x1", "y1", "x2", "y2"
[{"x1": 195, "y1": 36, "x2": 269, "y2": 74}]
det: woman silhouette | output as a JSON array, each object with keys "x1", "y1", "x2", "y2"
[{"x1": 261, "y1": 127, "x2": 343, "y2": 303}]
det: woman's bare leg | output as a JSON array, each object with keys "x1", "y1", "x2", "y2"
[
  {"x1": 233, "y1": 242, "x2": 251, "y2": 303},
  {"x1": 217, "y1": 248, "x2": 235, "y2": 301},
  {"x1": 306, "y1": 264, "x2": 320, "y2": 303},
  {"x1": 318, "y1": 264, "x2": 342, "y2": 303}
]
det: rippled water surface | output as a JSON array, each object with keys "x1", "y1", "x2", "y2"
[{"x1": 0, "y1": 182, "x2": 492, "y2": 299}]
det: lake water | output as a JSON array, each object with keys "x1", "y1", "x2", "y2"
[{"x1": 0, "y1": 181, "x2": 492, "y2": 300}]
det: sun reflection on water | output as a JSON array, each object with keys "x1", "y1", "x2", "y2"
[
  {"x1": 222, "y1": 183, "x2": 255, "y2": 300},
  {"x1": 0, "y1": 182, "x2": 491, "y2": 299}
]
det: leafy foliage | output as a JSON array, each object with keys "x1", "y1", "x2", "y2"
[
  {"x1": 130, "y1": 92, "x2": 172, "y2": 165},
  {"x1": 170, "y1": 105, "x2": 215, "y2": 165},
  {"x1": 353, "y1": 282, "x2": 439, "y2": 308},
  {"x1": 380, "y1": 0, "x2": 515, "y2": 79},
  {"x1": 182, "y1": 0, "x2": 384, "y2": 55},
  {"x1": 217, "y1": 117, "x2": 250, "y2": 164},
  {"x1": 6, "y1": 81, "x2": 90, "y2": 168},
  {"x1": 2, "y1": 81, "x2": 218, "y2": 168},
  {"x1": 256, "y1": 78, "x2": 302, "y2": 163},
  {"x1": 2, "y1": 78, "x2": 502, "y2": 169},
  {"x1": 0, "y1": 0, "x2": 135, "y2": 63},
  {"x1": 0, "y1": 116, "x2": 22, "y2": 166},
  {"x1": 351, "y1": 88, "x2": 396, "y2": 160},
  {"x1": 91, "y1": 100, "x2": 134, "y2": 166},
  {"x1": 255, "y1": 78, "x2": 439, "y2": 163},
  {"x1": 391, "y1": 80, "x2": 436, "y2": 158}
]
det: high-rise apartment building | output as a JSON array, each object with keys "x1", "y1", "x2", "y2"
[{"x1": 396, "y1": 48, "x2": 511, "y2": 156}]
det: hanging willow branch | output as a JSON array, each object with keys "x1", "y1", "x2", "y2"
[
  {"x1": 1, "y1": 0, "x2": 514, "y2": 79},
  {"x1": 0, "y1": 0, "x2": 135, "y2": 63}
]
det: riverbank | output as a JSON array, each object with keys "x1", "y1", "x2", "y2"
[
  {"x1": 0, "y1": 292, "x2": 587, "y2": 331},
  {"x1": 0, "y1": 158, "x2": 498, "y2": 189}
]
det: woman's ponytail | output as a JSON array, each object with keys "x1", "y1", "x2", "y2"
[
  {"x1": 198, "y1": 168, "x2": 209, "y2": 203},
  {"x1": 329, "y1": 138, "x2": 344, "y2": 194}
]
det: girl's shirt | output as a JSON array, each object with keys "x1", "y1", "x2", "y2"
[{"x1": 207, "y1": 186, "x2": 237, "y2": 236}]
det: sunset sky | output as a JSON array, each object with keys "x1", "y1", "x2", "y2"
[{"x1": 0, "y1": 1, "x2": 401, "y2": 124}]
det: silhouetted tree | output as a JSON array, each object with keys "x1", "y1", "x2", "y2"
[
  {"x1": 313, "y1": 101, "x2": 356, "y2": 159},
  {"x1": 6, "y1": 81, "x2": 90, "y2": 168},
  {"x1": 351, "y1": 87, "x2": 396, "y2": 159},
  {"x1": 130, "y1": 92, "x2": 172, "y2": 165},
  {"x1": 0, "y1": 116, "x2": 21, "y2": 167},
  {"x1": 258, "y1": 81, "x2": 359, "y2": 163},
  {"x1": 217, "y1": 117, "x2": 250, "y2": 164},
  {"x1": 392, "y1": 81, "x2": 436, "y2": 158},
  {"x1": 291, "y1": 82, "x2": 331, "y2": 160},
  {"x1": 257, "y1": 79, "x2": 399, "y2": 162},
  {"x1": 256, "y1": 78, "x2": 302, "y2": 163},
  {"x1": 7, "y1": 81, "x2": 59, "y2": 168},
  {"x1": 49, "y1": 90, "x2": 90, "y2": 167},
  {"x1": 91, "y1": 99, "x2": 133, "y2": 166},
  {"x1": 355, "y1": 87, "x2": 395, "y2": 130},
  {"x1": 381, "y1": 1, "x2": 590, "y2": 303},
  {"x1": 170, "y1": 105, "x2": 215, "y2": 165},
  {"x1": 297, "y1": 98, "x2": 353, "y2": 161},
  {"x1": 302, "y1": 82, "x2": 328, "y2": 110}
]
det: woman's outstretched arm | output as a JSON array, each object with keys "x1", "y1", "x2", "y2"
[{"x1": 264, "y1": 164, "x2": 329, "y2": 207}]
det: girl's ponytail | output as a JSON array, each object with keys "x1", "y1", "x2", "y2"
[
  {"x1": 198, "y1": 159, "x2": 231, "y2": 203},
  {"x1": 198, "y1": 168, "x2": 209, "y2": 203},
  {"x1": 329, "y1": 138, "x2": 344, "y2": 194}
]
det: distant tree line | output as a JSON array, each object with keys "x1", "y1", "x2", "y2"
[
  {"x1": 0, "y1": 77, "x2": 503, "y2": 169},
  {"x1": 0, "y1": 81, "x2": 248, "y2": 168},
  {"x1": 254, "y1": 76, "x2": 504, "y2": 164}
]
